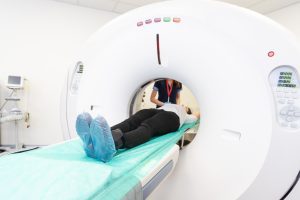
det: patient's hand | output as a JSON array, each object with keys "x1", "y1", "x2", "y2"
[{"x1": 193, "y1": 112, "x2": 200, "y2": 119}]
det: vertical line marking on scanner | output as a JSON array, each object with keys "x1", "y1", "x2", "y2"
[{"x1": 156, "y1": 34, "x2": 161, "y2": 65}]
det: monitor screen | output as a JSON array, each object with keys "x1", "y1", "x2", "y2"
[
  {"x1": 7, "y1": 75, "x2": 24, "y2": 89},
  {"x1": 8, "y1": 76, "x2": 21, "y2": 85}
]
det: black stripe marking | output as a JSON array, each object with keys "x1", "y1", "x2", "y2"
[{"x1": 156, "y1": 34, "x2": 161, "y2": 65}]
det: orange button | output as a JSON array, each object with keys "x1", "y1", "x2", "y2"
[{"x1": 173, "y1": 17, "x2": 181, "y2": 23}]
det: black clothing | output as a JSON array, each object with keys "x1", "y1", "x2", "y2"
[
  {"x1": 153, "y1": 80, "x2": 181, "y2": 108},
  {"x1": 111, "y1": 109, "x2": 180, "y2": 149}
]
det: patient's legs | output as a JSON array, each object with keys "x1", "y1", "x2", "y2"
[
  {"x1": 76, "y1": 109, "x2": 180, "y2": 162},
  {"x1": 122, "y1": 111, "x2": 180, "y2": 148},
  {"x1": 111, "y1": 109, "x2": 159, "y2": 132},
  {"x1": 111, "y1": 108, "x2": 161, "y2": 149}
]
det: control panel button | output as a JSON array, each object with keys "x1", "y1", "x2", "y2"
[
  {"x1": 294, "y1": 112, "x2": 300, "y2": 117},
  {"x1": 154, "y1": 18, "x2": 161, "y2": 23},
  {"x1": 287, "y1": 100, "x2": 294, "y2": 104},
  {"x1": 163, "y1": 17, "x2": 171, "y2": 22},
  {"x1": 137, "y1": 21, "x2": 143, "y2": 27},
  {"x1": 173, "y1": 17, "x2": 181, "y2": 23},
  {"x1": 145, "y1": 19, "x2": 152, "y2": 24}
]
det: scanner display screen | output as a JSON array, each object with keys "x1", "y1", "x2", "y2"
[{"x1": 277, "y1": 72, "x2": 297, "y2": 88}]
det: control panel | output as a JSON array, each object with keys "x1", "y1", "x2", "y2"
[
  {"x1": 269, "y1": 65, "x2": 300, "y2": 129},
  {"x1": 70, "y1": 62, "x2": 84, "y2": 95}
]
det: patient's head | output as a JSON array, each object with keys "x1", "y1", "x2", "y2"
[{"x1": 184, "y1": 106, "x2": 192, "y2": 114}]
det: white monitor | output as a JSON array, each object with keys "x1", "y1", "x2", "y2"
[{"x1": 6, "y1": 75, "x2": 24, "y2": 89}]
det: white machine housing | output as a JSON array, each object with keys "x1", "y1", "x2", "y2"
[{"x1": 61, "y1": 1, "x2": 300, "y2": 199}]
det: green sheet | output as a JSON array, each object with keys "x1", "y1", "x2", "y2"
[{"x1": 0, "y1": 122, "x2": 196, "y2": 200}]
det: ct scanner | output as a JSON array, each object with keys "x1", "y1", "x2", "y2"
[{"x1": 61, "y1": 0, "x2": 300, "y2": 199}]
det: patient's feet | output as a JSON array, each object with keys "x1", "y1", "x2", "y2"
[
  {"x1": 90, "y1": 115, "x2": 116, "y2": 162},
  {"x1": 76, "y1": 112, "x2": 95, "y2": 158}
]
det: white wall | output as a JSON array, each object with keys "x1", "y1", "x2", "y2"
[
  {"x1": 0, "y1": 0, "x2": 118, "y2": 146},
  {"x1": 267, "y1": 3, "x2": 300, "y2": 41}
]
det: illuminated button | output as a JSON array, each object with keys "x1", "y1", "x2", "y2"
[
  {"x1": 286, "y1": 117, "x2": 294, "y2": 122},
  {"x1": 154, "y1": 18, "x2": 161, "y2": 22},
  {"x1": 137, "y1": 21, "x2": 143, "y2": 27},
  {"x1": 291, "y1": 123, "x2": 298, "y2": 128},
  {"x1": 145, "y1": 19, "x2": 152, "y2": 24},
  {"x1": 163, "y1": 17, "x2": 171, "y2": 22},
  {"x1": 294, "y1": 112, "x2": 300, "y2": 117},
  {"x1": 268, "y1": 51, "x2": 275, "y2": 57},
  {"x1": 173, "y1": 17, "x2": 181, "y2": 23},
  {"x1": 278, "y1": 99, "x2": 286, "y2": 104},
  {"x1": 287, "y1": 100, "x2": 294, "y2": 104}
]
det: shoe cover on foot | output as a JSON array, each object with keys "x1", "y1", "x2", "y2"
[
  {"x1": 90, "y1": 116, "x2": 116, "y2": 162},
  {"x1": 75, "y1": 112, "x2": 95, "y2": 158}
]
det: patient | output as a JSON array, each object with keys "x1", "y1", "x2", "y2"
[{"x1": 76, "y1": 104, "x2": 200, "y2": 162}]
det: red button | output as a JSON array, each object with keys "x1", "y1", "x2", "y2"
[{"x1": 268, "y1": 51, "x2": 275, "y2": 57}]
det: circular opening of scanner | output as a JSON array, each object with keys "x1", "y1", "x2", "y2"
[{"x1": 129, "y1": 78, "x2": 200, "y2": 147}]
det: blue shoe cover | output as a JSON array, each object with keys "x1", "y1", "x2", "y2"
[
  {"x1": 90, "y1": 115, "x2": 116, "y2": 162},
  {"x1": 75, "y1": 112, "x2": 95, "y2": 158}
]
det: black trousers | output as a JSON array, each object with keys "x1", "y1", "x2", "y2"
[{"x1": 111, "y1": 109, "x2": 180, "y2": 148}]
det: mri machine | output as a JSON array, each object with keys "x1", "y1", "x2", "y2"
[{"x1": 60, "y1": 0, "x2": 300, "y2": 199}]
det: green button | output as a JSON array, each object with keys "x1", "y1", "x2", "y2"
[{"x1": 163, "y1": 17, "x2": 171, "y2": 22}]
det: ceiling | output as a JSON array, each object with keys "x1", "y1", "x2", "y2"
[{"x1": 53, "y1": 0, "x2": 300, "y2": 14}]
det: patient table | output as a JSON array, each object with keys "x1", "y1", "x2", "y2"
[{"x1": 0, "y1": 122, "x2": 197, "y2": 200}]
